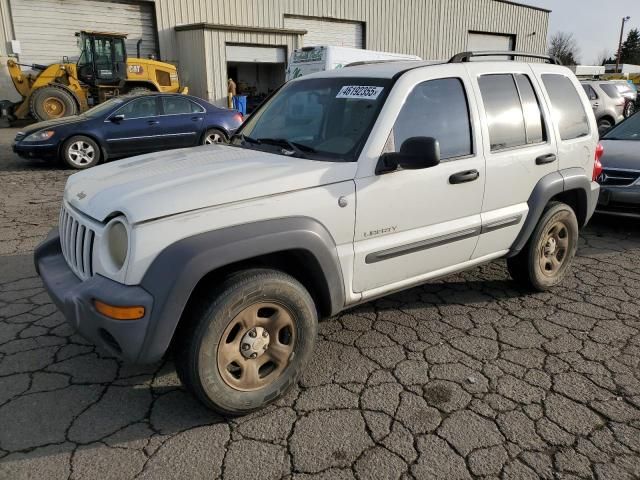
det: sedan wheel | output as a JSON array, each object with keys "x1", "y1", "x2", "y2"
[
  {"x1": 202, "y1": 129, "x2": 225, "y2": 145},
  {"x1": 62, "y1": 136, "x2": 101, "y2": 169}
]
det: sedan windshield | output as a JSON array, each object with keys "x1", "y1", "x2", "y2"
[
  {"x1": 232, "y1": 77, "x2": 392, "y2": 161},
  {"x1": 603, "y1": 113, "x2": 640, "y2": 141},
  {"x1": 81, "y1": 98, "x2": 126, "y2": 118}
]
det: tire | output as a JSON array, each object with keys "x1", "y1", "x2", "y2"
[
  {"x1": 597, "y1": 118, "x2": 613, "y2": 137},
  {"x1": 507, "y1": 202, "x2": 579, "y2": 291},
  {"x1": 126, "y1": 86, "x2": 153, "y2": 95},
  {"x1": 174, "y1": 269, "x2": 317, "y2": 415},
  {"x1": 30, "y1": 86, "x2": 79, "y2": 121},
  {"x1": 624, "y1": 101, "x2": 635, "y2": 118},
  {"x1": 202, "y1": 128, "x2": 226, "y2": 145},
  {"x1": 61, "y1": 135, "x2": 101, "y2": 169}
]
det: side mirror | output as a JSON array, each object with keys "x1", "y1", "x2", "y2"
[
  {"x1": 110, "y1": 114, "x2": 125, "y2": 123},
  {"x1": 376, "y1": 137, "x2": 440, "y2": 174}
]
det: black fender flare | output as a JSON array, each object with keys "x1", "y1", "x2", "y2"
[
  {"x1": 137, "y1": 216, "x2": 345, "y2": 363},
  {"x1": 508, "y1": 168, "x2": 597, "y2": 257}
]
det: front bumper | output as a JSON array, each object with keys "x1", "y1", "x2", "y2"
[
  {"x1": 596, "y1": 184, "x2": 640, "y2": 218},
  {"x1": 34, "y1": 229, "x2": 155, "y2": 362},
  {"x1": 12, "y1": 142, "x2": 59, "y2": 160}
]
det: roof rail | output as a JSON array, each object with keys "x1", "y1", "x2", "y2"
[{"x1": 449, "y1": 51, "x2": 562, "y2": 65}]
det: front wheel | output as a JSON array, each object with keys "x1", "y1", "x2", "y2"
[
  {"x1": 507, "y1": 202, "x2": 579, "y2": 291},
  {"x1": 61, "y1": 135, "x2": 101, "y2": 169},
  {"x1": 174, "y1": 269, "x2": 317, "y2": 415}
]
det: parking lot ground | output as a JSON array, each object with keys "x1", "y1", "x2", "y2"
[{"x1": 1, "y1": 127, "x2": 640, "y2": 479}]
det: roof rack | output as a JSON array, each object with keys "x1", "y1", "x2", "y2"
[{"x1": 449, "y1": 51, "x2": 562, "y2": 65}]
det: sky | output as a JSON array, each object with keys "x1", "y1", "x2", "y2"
[{"x1": 524, "y1": 0, "x2": 639, "y2": 64}]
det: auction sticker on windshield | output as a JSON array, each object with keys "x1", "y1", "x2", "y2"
[{"x1": 336, "y1": 85, "x2": 384, "y2": 100}]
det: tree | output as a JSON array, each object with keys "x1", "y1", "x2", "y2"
[
  {"x1": 548, "y1": 32, "x2": 580, "y2": 66},
  {"x1": 596, "y1": 49, "x2": 613, "y2": 66},
  {"x1": 620, "y1": 28, "x2": 640, "y2": 65}
]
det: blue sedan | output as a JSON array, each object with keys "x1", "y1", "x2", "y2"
[{"x1": 12, "y1": 93, "x2": 243, "y2": 169}]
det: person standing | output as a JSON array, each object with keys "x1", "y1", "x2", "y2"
[{"x1": 227, "y1": 78, "x2": 237, "y2": 109}]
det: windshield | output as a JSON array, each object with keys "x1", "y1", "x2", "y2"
[
  {"x1": 232, "y1": 77, "x2": 392, "y2": 162},
  {"x1": 81, "y1": 98, "x2": 125, "y2": 118},
  {"x1": 603, "y1": 113, "x2": 640, "y2": 141}
]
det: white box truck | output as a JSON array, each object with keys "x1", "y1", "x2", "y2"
[{"x1": 285, "y1": 45, "x2": 421, "y2": 81}]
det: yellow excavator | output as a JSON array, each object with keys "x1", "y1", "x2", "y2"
[{"x1": 2, "y1": 30, "x2": 188, "y2": 122}]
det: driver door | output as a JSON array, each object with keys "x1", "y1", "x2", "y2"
[
  {"x1": 352, "y1": 70, "x2": 486, "y2": 293},
  {"x1": 103, "y1": 96, "x2": 162, "y2": 156}
]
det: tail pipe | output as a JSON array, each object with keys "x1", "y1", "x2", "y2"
[{"x1": 136, "y1": 39, "x2": 142, "y2": 59}]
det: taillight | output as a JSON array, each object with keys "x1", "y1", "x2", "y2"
[
  {"x1": 593, "y1": 143, "x2": 604, "y2": 181},
  {"x1": 234, "y1": 112, "x2": 243, "y2": 124}
]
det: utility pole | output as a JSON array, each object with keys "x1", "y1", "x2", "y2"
[{"x1": 616, "y1": 16, "x2": 631, "y2": 73}]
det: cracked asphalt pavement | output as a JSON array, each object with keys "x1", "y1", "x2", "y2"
[{"x1": 1, "y1": 127, "x2": 640, "y2": 479}]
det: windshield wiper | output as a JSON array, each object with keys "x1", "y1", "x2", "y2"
[
  {"x1": 257, "y1": 138, "x2": 317, "y2": 156},
  {"x1": 231, "y1": 133, "x2": 261, "y2": 145}
]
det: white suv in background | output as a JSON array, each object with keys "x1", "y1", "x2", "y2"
[{"x1": 35, "y1": 51, "x2": 602, "y2": 414}]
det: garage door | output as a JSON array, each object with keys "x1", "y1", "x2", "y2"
[
  {"x1": 467, "y1": 32, "x2": 515, "y2": 52},
  {"x1": 10, "y1": 0, "x2": 158, "y2": 66},
  {"x1": 284, "y1": 16, "x2": 363, "y2": 49},
  {"x1": 226, "y1": 45, "x2": 286, "y2": 63}
]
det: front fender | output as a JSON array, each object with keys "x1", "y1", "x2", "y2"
[{"x1": 137, "y1": 217, "x2": 345, "y2": 363}]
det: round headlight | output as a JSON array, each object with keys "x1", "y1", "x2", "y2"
[{"x1": 105, "y1": 219, "x2": 129, "y2": 271}]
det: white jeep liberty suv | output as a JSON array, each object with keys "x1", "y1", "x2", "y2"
[{"x1": 35, "y1": 51, "x2": 602, "y2": 414}]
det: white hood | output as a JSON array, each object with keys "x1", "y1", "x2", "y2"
[{"x1": 64, "y1": 145, "x2": 357, "y2": 223}]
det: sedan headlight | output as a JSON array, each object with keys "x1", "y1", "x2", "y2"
[
  {"x1": 24, "y1": 130, "x2": 55, "y2": 142},
  {"x1": 100, "y1": 217, "x2": 130, "y2": 273}
]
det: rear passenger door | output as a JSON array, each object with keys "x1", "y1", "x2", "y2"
[
  {"x1": 465, "y1": 64, "x2": 558, "y2": 258},
  {"x1": 159, "y1": 96, "x2": 205, "y2": 148}
]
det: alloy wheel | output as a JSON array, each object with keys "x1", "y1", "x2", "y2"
[
  {"x1": 205, "y1": 132, "x2": 223, "y2": 144},
  {"x1": 67, "y1": 141, "x2": 96, "y2": 167}
]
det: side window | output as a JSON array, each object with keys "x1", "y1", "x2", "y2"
[
  {"x1": 582, "y1": 84, "x2": 598, "y2": 100},
  {"x1": 190, "y1": 101, "x2": 205, "y2": 113},
  {"x1": 478, "y1": 74, "x2": 526, "y2": 151},
  {"x1": 542, "y1": 74, "x2": 590, "y2": 141},
  {"x1": 514, "y1": 74, "x2": 546, "y2": 145},
  {"x1": 162, "y1": 96, "x2": 193, "y2": 115},
  {"x1": 115, "y1": 97, "x2": 158, "y2": 119},
  {"x1": 392, "y1": 78, "x2": 473, "y2": 160},
  {"x1": 599, "y1": 83, "x2": 621, "y2": 99}
]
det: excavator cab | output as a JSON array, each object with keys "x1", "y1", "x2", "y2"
[{"x1": 76, "y1": 31, "x2": 127, "y2": 87}]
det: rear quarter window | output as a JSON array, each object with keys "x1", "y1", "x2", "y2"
[
  {"x1": 600, "y1": 84, "x2": 622, "y2": 99},
  {"x1": 542, "y1": 74, "x2": 590, "y2": 141}
]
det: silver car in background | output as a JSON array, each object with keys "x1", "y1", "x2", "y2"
[
  {"x1": 581, "y1": 80, "x2": 626, "y2": 135},
  {"x1": 610, "y1": 80, "x2": 637, "y2": 118},
  {"x1": 596, "y1": 112, "x2": 640, "y2": 218}
]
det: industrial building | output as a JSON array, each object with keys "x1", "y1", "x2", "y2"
[{"x1": 0, "y1": 0, "x2": 550, "y2": 107}]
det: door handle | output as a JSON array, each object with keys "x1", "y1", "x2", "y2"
[
  {"x1": 147, "y1": 120, "x2": 159, "y2": 125},
  {"x1": 536, "y1": 153, "x2": 557, "y2": 165},
  {"x1": 191, "y1": 116, "x2": 202, "y2": 121},
  {"x1": 449, "y1": 170, "x2": 479, "y2": 184},
  {"x1": 593, "y1": 102, "x2": 599, "y2": 107}
]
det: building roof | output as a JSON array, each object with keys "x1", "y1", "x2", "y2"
[{"x1": 493, "y1": 0, "x2": 551, "y2": 13}]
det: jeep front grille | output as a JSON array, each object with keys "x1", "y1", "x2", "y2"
[
  {"x1": 599, "y1": 169, "x2": 640, "y2": 187},
  {"x1": 59, "y1": 204, "x2": 95, "y2": 280}
]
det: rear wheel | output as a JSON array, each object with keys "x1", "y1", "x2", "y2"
[
  {"x1": 174, "y1": 269, "x2": 317, "y2": 415},
  {"x1": 507, "y1": 202, "x2": 579, "y2": 291},
  {"x1": 30, "y1": 86, "x2": 79, "y2": 121},
  {"x1": 202, "y1": 128, "x2": 226, "y2": 145},
  {"x1": 126, "y1": 86, "x2": 153, "y2": 95},
  {"x1": 62, "y1": 135, "x2": 101, "y2": 169},
  {"x1": 624, "y1": 101, "x2": 635, "y2": 118}
]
